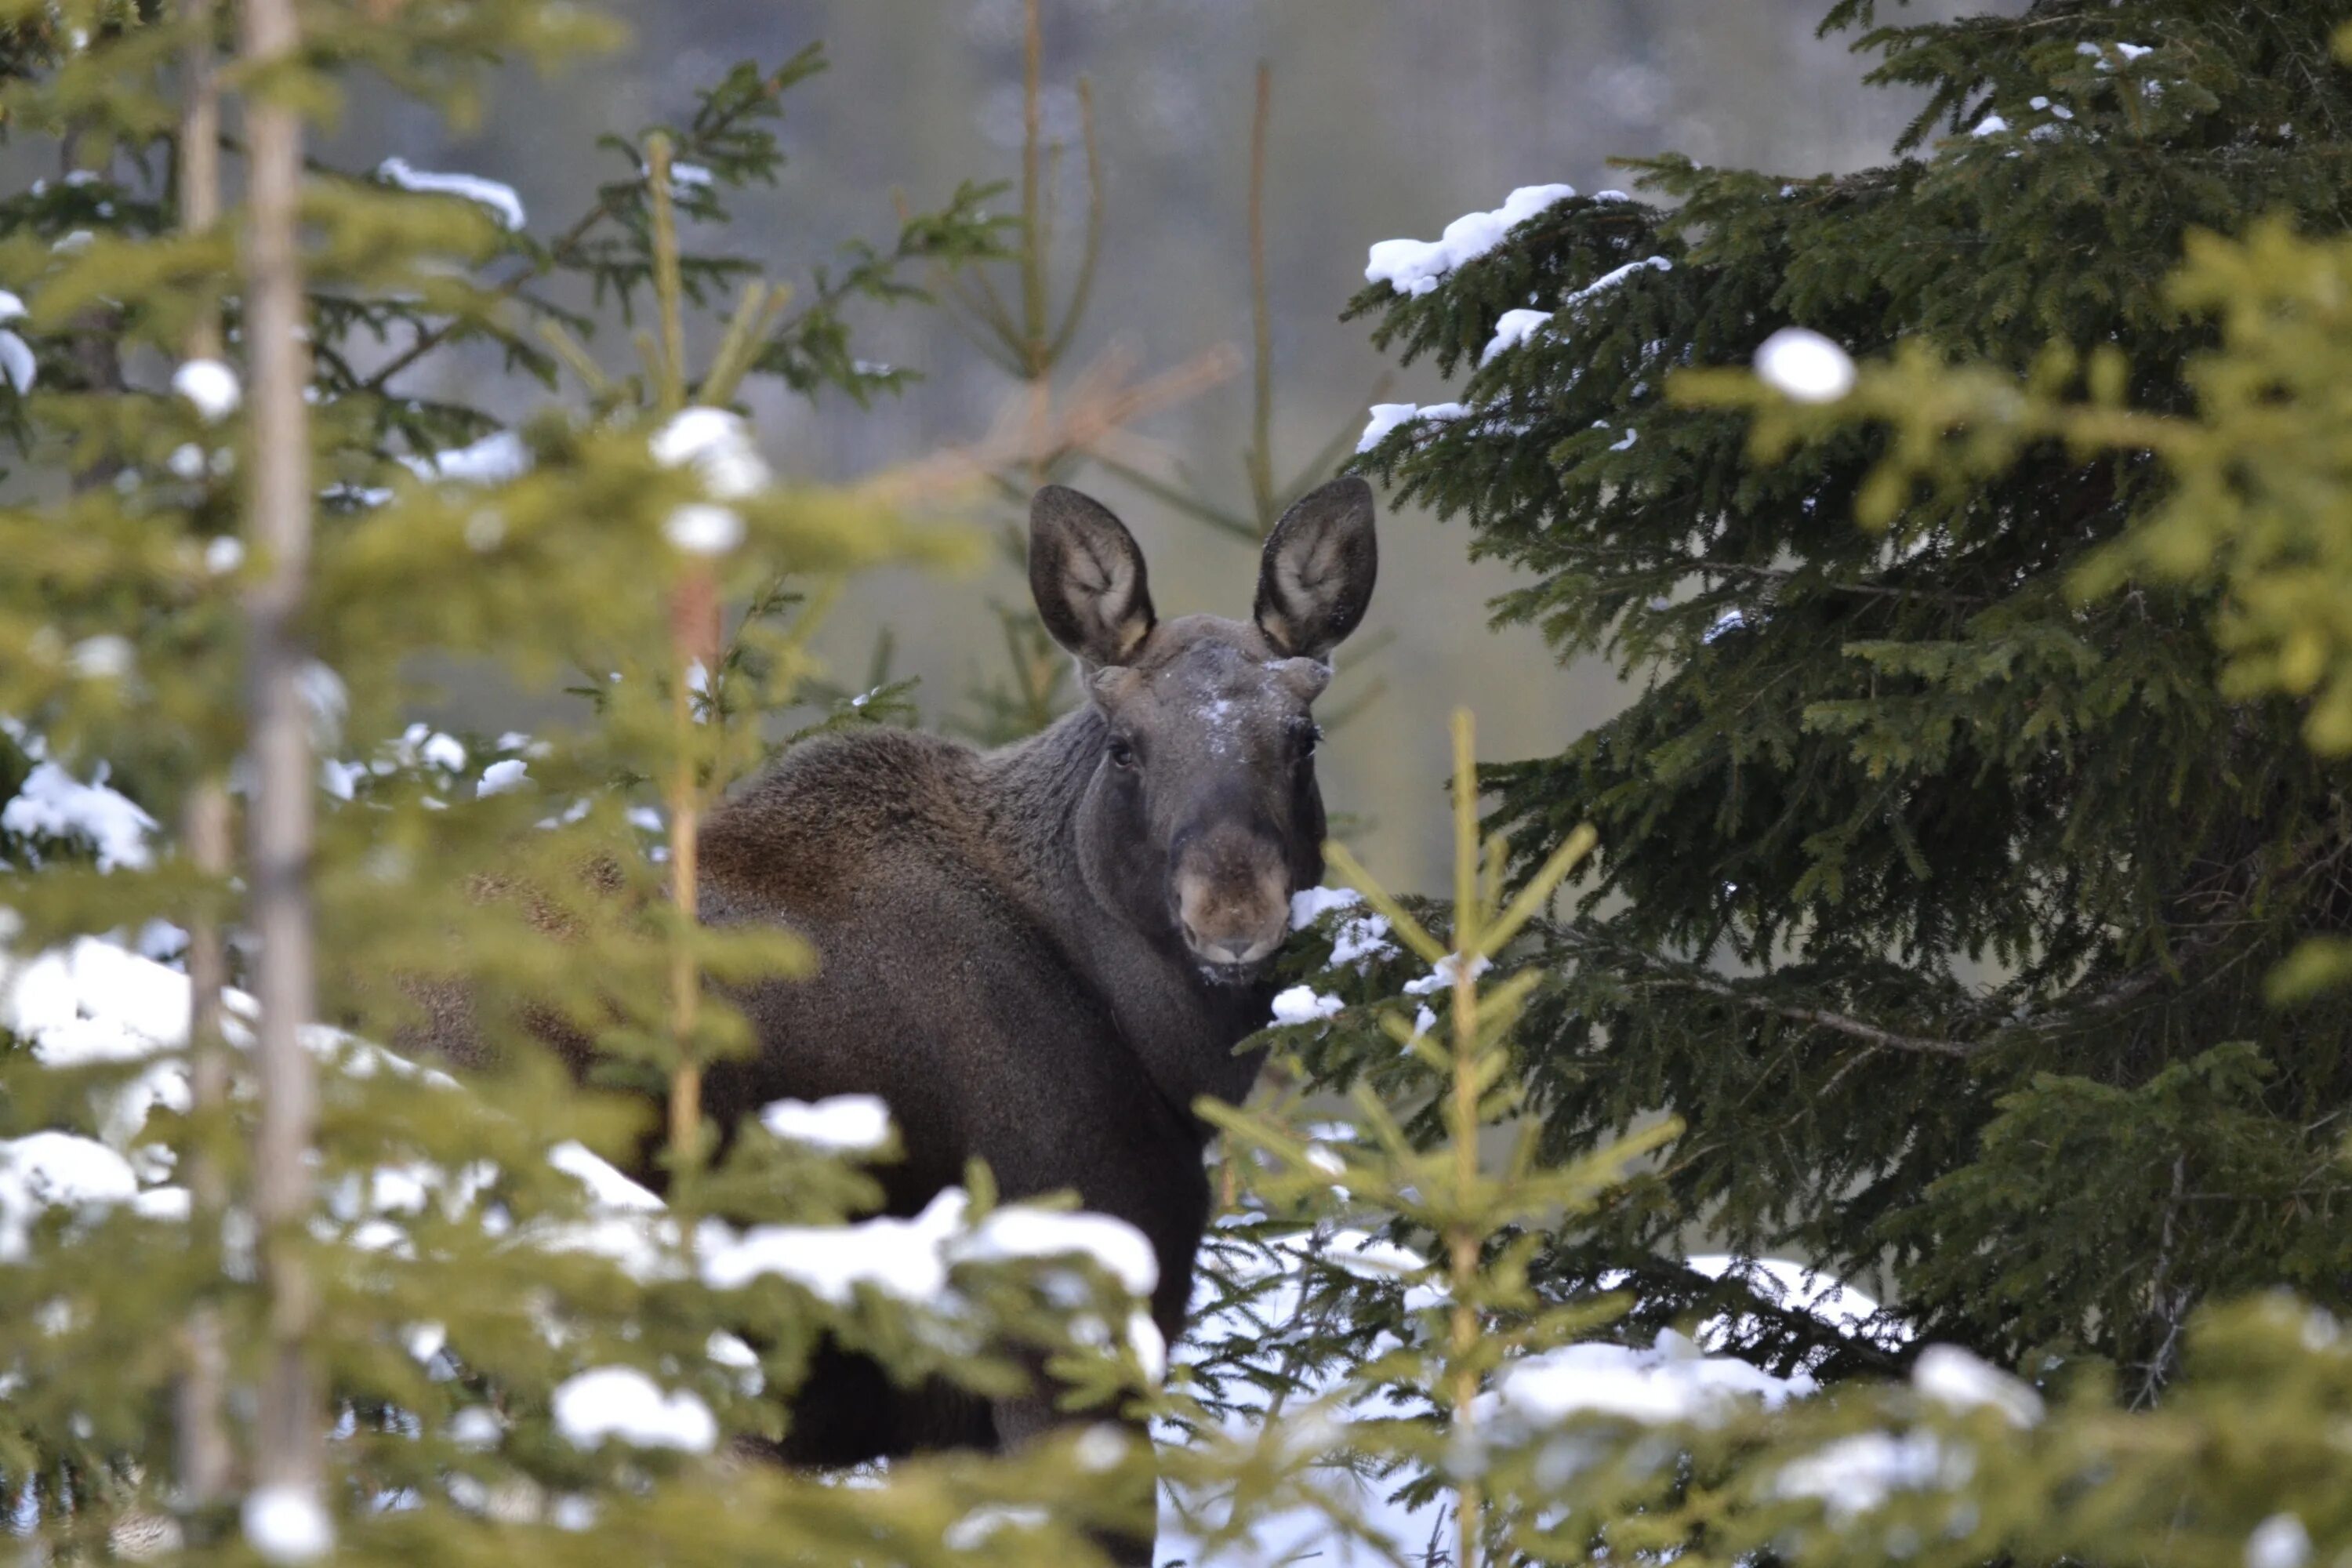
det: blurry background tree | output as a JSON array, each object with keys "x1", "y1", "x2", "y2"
[{"x1": 320, "y1": 0, "x2": 1974, "y2": 890}]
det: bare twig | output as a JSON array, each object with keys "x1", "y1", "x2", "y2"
[{"x1": 1244, "y1": 62, "x2": 1275, "y2": 535}]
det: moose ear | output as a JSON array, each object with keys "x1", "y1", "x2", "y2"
[
  {"x1": 1029, "y1": 485, "x2": 1157, "y2": 667},
  {"x1": 1254, "y1": 477, "x2": 1377, "y2": 659}
]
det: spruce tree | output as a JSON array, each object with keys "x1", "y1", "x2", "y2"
[{"x1": 1343, "y1": 0, "x2": 2352, "y2": 1400}]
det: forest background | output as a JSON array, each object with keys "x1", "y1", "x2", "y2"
[{"x1": 321, "y1": 0, "x2": 1999, "y2": 891}]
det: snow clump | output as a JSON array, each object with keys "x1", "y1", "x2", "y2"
[
  {"x1": 1269, "y1": 985, "x2": 1343, "y2": 1025},
  {"x1": 2, "y1": 760, "x2": 157, "y2": 870},
  {"x1": 0, "y1": 294, "x2": 34, "y2": 395},
  {"x1": 759, "y1": 1093, "x2": 892, "y2": 1153},
  {"x1": 1493, "y1": 1327, "x2": 1812, "y2": 1428},
  {"x1": 401, "y1": 430, "x2": 528, "y2": 485},
  {"x1": 241, "y1": 1483, "x2": 333, "y2": 1563},
  {"x1": 1480, "y1": 308, "x2": 1553, "y2": 366},
  {"x1": 2248, "y1": 1515, "x2": 2313, "y2": 1568},
  {"x1": 1289, "y1": 886, "x2": 1363, "y2": 928},
  {"x1": 651, "y1": 406, "x2": 770, "y2": 556},
  {"x1": 1365, "y1": 183, "x2": 1577, "y2": 296},
  {"x1": 1755, "y1": 326, "x2": 1856, "y2": 403},
  {"x1": 1773, "y1": 1431, "x2": 1957, "y2": 1519},
  {"x1": 1402, "y1": 953, "x2": 1490, "y2": 997},
  {"x1": 0, "y1": 1133, "x2": 141, "y2": 1260},
  {"x1": 1911, "y1": 1343, "x2": 2042, "y2": 1427},
  {"x1": 552, "y1": 1367, "x2": 717, "y2": 1453},
  {"x1": 172, "y1": 358, "x2": 241, "y2": 421}
]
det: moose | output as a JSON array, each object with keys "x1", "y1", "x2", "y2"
[{"x1": 434, "y1": 477, "x2": 1375, "y2": 1559}]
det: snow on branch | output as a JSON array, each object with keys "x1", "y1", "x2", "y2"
[
  {"x1": 375, "y1": 157, "x2": 527, "y2": 231},
  {"x1": 1364, "y1": 183, "x2": 1577, "y2": 297}
]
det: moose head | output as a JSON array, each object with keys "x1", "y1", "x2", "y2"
[{"x1": 1029, "y1": 477, "x2": 1377, "y2": 982}]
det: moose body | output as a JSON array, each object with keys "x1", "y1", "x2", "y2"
[
  {"x1": 693, "y1": 480, "x2": 1374, "y2": 1491},
  {"x1": 411, "y1": 480, "x2": 1376, "y2": 1559}
]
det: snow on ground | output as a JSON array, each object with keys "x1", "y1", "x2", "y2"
[
  {"x1": 1365, "y1": 183, "x2": 1577, "y2": 296},
  {"x1": 374, "y1": 158, "x2": 526, "y2": 231},
  {"x1": 1160, "y1": 1224, "x2": 1861, "y2": 1566}
]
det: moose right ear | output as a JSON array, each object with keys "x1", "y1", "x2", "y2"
[
  {"x1": 1255, "y1": 477, "x2": 1377, "y2": 660},
  {"x1": 1029, "y1": 485, "x2": 1156, "y2": 667}
]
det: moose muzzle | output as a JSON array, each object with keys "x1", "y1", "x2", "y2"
[{"x1": 1172, "y1": 826, "x2": 1290, "y2": 972}]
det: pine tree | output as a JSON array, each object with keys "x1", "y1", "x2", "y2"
[{"x1": 1343, "y1": 2, "x2": 2352, "y2": 1405}]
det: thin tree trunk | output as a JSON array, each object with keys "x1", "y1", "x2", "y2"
[
  {"x1": 177, "y1": 789, "x2": 236, "y2": 1509},
  {"x1": 172, "y1": 0, "x2": 235, "y2": 1517},
  {"x1": 238, "y1": 0, "x2": 322, "y2": 1518}
]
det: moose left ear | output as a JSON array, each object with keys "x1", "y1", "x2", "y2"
[{"x1": 1254, "y1": 477, "x2": 1377, "y2": 660}]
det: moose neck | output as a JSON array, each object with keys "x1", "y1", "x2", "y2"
[{"x1": 983, "y1": 704, "x2": 1273, "y2": 1126}]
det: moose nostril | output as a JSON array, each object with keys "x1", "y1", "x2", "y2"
[
  {"x1": 1181, "y1": 920, "x2": 1251, "y2": 965},
  {"x1": 1180, "y1": 916, "x2": 1277, "y2": 967}
]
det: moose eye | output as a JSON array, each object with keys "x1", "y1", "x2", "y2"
[{"x1": 1107, "y1": 737, "x2": 1138, "y2": 770}]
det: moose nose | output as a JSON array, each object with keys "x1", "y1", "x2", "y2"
[{"x1": 1174, "y1": 831, "x2": 1289, "y2": 970}]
